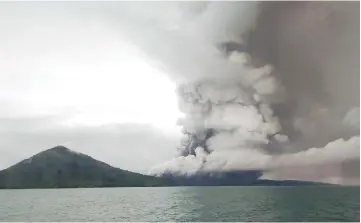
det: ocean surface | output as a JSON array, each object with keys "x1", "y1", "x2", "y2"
[{"x1": 0, "y1": 186, "x2": 359, "y2": 222}]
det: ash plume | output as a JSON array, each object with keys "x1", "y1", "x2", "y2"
[{"x1": 114, "y1": 2, "x2": 359, "y2": 185}]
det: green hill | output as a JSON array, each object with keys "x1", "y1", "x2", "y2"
[{"x1": 0, "y1": 146, "x2": 168, "y2": 189}]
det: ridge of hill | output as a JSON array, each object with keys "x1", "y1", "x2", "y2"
[{"x1": 0, "y1": 146, "x2": 168, "y2": 189}]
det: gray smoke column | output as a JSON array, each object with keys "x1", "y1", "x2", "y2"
[
  {"x1": 111, "y1": 2, "x2": 359, "y2": 184},
  {"x1": 141, "y1": 1, "x2": 287, "y2": 175},
  {"x1": 247, "y1": 2, "x2": 360, "y2": 150}
]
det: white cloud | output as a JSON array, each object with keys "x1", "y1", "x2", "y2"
[{"x1": 0, "y1": 2, "x2": 182, "y2": 173}]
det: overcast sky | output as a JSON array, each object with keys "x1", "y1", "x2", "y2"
[
  {"x1": 1, "y1": 2, "x2": 359, "y2": 184},
  {"x1": 0, "y1": 2, "x2": 184, "y2": 173}
]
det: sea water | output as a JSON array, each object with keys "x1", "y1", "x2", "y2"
[{"x1": 0, "y1": 186, "x2": 359, "y2": 222}]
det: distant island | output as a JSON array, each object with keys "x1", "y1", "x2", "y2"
[
  {"x1": 0, "y1": 146, "x2": 327, "y2": 189},
  {"x1": 0, "y1": 146, "x2": 169, "y2": 189}
]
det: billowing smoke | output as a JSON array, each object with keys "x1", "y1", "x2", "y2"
[{"x1": 113, "y1": 2, "x2": 359, "y2": 185}]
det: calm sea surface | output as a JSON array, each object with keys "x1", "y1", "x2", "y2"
[{"x1": 0, "y1": 186, "x2": 359, "y2": 222}]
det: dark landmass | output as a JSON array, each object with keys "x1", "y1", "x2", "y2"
[
  {"x1": 0, "y1": 146, "x2": 169, "y2": 189},
  {"x1": 0, "y1": 146, "x2": 329, "y2": 189},
  {"x1": 160, "y1": 171, "x2": 330, "y2": 186}
]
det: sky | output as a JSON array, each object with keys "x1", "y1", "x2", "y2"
[
  {"x1": 0, "y1": 2, "x2": 359, "y2": 185},
  {"x1": 0, "y1": 2, "x2": 183, "y2": 173}
]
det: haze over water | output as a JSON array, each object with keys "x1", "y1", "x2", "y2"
[{"x1": 0, "y1": 187, "x2": 359, "y2": 222}]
